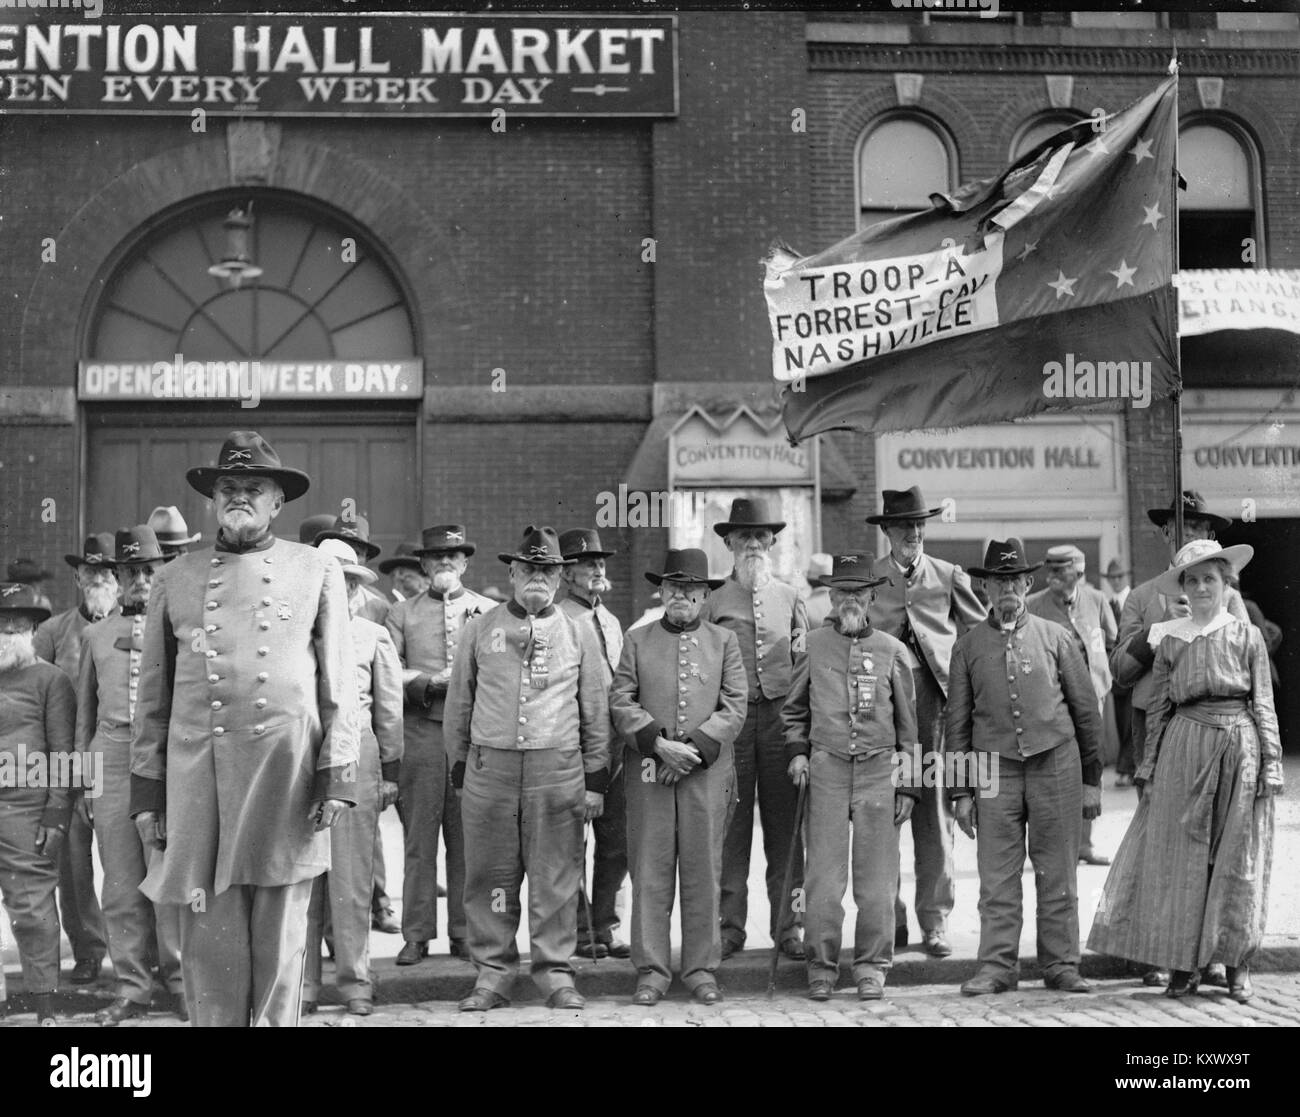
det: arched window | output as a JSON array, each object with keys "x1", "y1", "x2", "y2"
[
  {"x1": 1009, "y1": 112, "x2": 1086, "y2": 163},
  {"x1": 857, "y1": 114, "x2": 956, "y2": 231},
  {"x1": 1177, "y1": 121, "x2": 1262, "y2": 268},
  {"x1": 87, "y1": 193, "x2": 417, "y2": 360}
]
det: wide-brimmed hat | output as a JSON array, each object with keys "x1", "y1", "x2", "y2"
[
  {"x1": 1043, "y1": 544, "x2": 1085, "y2": 570},
  {"x1": 559, "y1": 528, "x2": 615, "y2": 561},
  {"x1": 712, "y1": 497, "x2": 786, "y2": 539},
  {"x1": 316, "y1": 537, "x2": 377, "y2": 585},
  {"x1": 298, "y1": 514, "x2": 336, "y2": 545},
  {"x1": 186, "y1": 431, "x2": 311, "y2": 503},
  {"x1": 6, "y1": 558, "x2": 50, "y2": 584},
  {"x1": 969, "y1": 537, "x2": 1043, "y2": 579},
  {"x1": 377, "y1": 542, "x2": 424, "y2": 575},
  {"x1": 416, "y1": 524, "x2": 476, "y2": 557},
  {"x1": 866, "y1": 486, "x2": 944, "y2": 525},
  {"x1": 146, "y1": 506, "x2": 201, "y2": 548},
  {"x1": 64, "y1": 532, "x2": 116, "y2": 570},
  {"x1": 817, "y1": 553, "x2": 888, "y2": 591},
  {"x1": 645, "y1": 548, "x2": 724, "y2": 590},
  {"x1": 1147, "y1": 490, "x2": 1231, "y2": 534},
  {"x1": 1154, "y1": 540, "x2": 1254, "y2": 597},
  {"x1": 315, "y1": 512, "x2": 381, "y2": 561},
  {"x1": 0, "y1": 582, "x2": 51, "y2": 623},
  {"x1": 498, "y1": 526, "x2": 573, "y2": 567},
  {"x1": 806, "y1": 553, "x2": 833, "y2": 583},
  {"x1": 1103, "y1": 558, "x2": 1129, "y2": 579},
  {"x1": 112, "y1": 526, "x2": 167, "y2": 567}
]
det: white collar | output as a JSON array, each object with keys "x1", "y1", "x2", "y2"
[{"x1": 1148, "y1": 609, "x2": 1235, "y2": 648}]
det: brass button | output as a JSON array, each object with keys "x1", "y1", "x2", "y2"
[
  {"x1": 263, "y1": 557, "x2": 274, "y2": 564},
  {"x1": 680, "y1": 673, "x2": 687, "y2": 679},
  {"x1": 209, "y1": 580, "x2": 221, "y2": 588},
  {"x1": 518, "y1": 716, "x2": 527, "y2": 724},
  {"x1": 678, "y1": 700, "x2": 687, "y2": 707},
  {"x1": 210, "y1": 558, "x2": 222, "y2": 567},
  {"x1": 130, "y1": 667, "x2": 140, "y2": 676},
  {"x1": 255, "y1": 698, "x2": 267, "y2": 708},
  {"x1": 259, "y1": 622, "x2": 270, "y2": 631},
  {"x1": 208, "y1": 674, "x2": 219, "y2": 683},
  {"x1": 213, "y1": 726, "x2": 225, "y2": 736},
  {"x1": 1013, "y1": 711, "x2": 1021, "y2": 719},
  {"x1": 261, "y1": 597, "x2": 272, "y2": 606},
  {"x1": 211, "y1": 701, "x2": 222, "y2": 710},
  {"x1": 205, "y1": 624, "x2": 217, "y2": 633},
  {"x1": 262, "y1": 575, "x2": 273, "y2": 583},
  {"x1": 257, "y1": 672, "x2": 268, "y2": 681},
  {"x1": 254, "y1": 725, "x2": 265, "y2": 735},
  {"x1": 258, "y1": 647, "x2": 269, "y2": 656},
  {"x1": 517, "y1": 735, "x2": 525, "y2": 744},
  {"x1": 1015, "y1": 727, "x2": 1023, "y2": 735},
  {"x1": 205, "y1": 650, "x2": 218, "y2": 659},
  {"x1": 205, "y1": 601, "x2": 218, "y2": 611}
]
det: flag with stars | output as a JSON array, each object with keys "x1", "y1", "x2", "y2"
[{"x1": 766, "y1": 75, "x2": 1179, "y2": 439}]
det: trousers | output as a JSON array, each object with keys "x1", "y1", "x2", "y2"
[
  {"x1": 398, "y1": 717, "x2": 465, "y2": 943},
  {"x1": 460, "y1": 744, "x2": 584, "y2": 997},
  {"x1": 577, "y1": 742, "x2": 628, "y2": 946},
  {"x1": 0, "y1": 792, "x2": 62, "y2": 993},
  {"x1": 58, "y1": 804, "x2": 106, "y2": 963}
]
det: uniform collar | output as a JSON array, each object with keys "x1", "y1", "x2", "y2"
[
  {"x1": 215, "y1": 528, "x2": 276, "y2": 554},
  {"x1": 427, "y1": 585, "x2": 464, "y2": 602},
  {"x1": 120, "y1": 603, "x2": 147, "y2": 617},
  {"x1": 568, "y1": 588, "x2": 599, "y2": 610},
  {"x1": 659, "y1": 615, "x2": 701, "y2": 634},
  {"x1": 79, "y1": 602, "x2": 118, "y2": 623},
  {"x1": 506, "y1": 598, "x2": 556, "y2": 620}
]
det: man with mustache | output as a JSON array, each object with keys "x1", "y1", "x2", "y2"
[
  {"x1": 77, "y1": 526, "x2": 185, "y2": 1025},
  {"x1": 130, "y1": 431, "x2": 360, "y2": 1026},
  {"x1": 701, "y1": 497, "x2": 809, "y2": 962},
  {"x1": 445, "y1": 526, "x2": 611, "y2": 1012},
  {"x1": 385, "y1": 524, "x2": 494, "y2": 964},
  {"x1": 0, "y1": 581, "x2": 78, "y2": 1025},
  {"x1": 866, "y1": 487, "x2": 985, "y2": 959},
  {"x1": 559, "y1": 528, "x2": 629, "y2": 960},
  {"x1": 609, "y1": 548, "x2": 747, "y2": 1005},
  {"x1": 784, "y1": 554, "x2": 920, "y2": 1001},
  {"x1": 946, "y1": 539, "x2": 1102, "y2": 996},
  {"x1": 379, "y1": 543, "x2": 431, "y2": 603},
  {"x1": 33, "y1": 533, "x2": 116, "y2": 986}
]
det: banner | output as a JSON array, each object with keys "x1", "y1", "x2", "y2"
[
  {"x1": 1178, "y1": 269, "x2": 1300, "y2": 337},
  {"x1": 79, "y1": 358, "x2": 422, "y2": 403}
]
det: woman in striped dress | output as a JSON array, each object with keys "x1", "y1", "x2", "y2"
[{"x1": 1088, "y1": 540, "x2": 1284, "y2": 1003}]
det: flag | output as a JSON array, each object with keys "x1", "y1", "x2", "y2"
[{"x1": 766, "y1": 75, "x2": 1180, "y2": 440}]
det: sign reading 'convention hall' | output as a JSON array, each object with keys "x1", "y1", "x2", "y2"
[{"x1": 0, "y1": 14, "x2": 677, "y2": 116}]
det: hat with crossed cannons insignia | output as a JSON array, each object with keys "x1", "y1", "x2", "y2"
[
  {"x1": 498, "y1": 525, "x2": 574, "y2": 567},
  {"x1": 315, "y1": 511, "x2": 381, "y2": 561},
  {"x1": 559, "y1": 528, "x2": 616, "y2": 561},
  {"x1": 186, "y1": 431, "x2": 311, "y2": 503},
  {"x1": 416, "y1": 524, "x2": 476, "y2": 557},
  {"x1": 111, "y1": 525, "x2": 167, "y2": 568},
  {"x1": 0, "y1": 582, "x2": 51, "y2": 623},
  {"x1": 815, "y1": 553, "x2": 888, "y2": 591},
  {"x1": 64, "y1": 532, "x2": 116, "y2": 570},
  {"x1": 969, "y1": 538, "x2": 1043, "y2": 579}
]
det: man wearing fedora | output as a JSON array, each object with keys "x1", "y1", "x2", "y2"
[
  {"x1": 0, "y1": 581, "x2": 78, "y2": 1024},
  {"x1": 34, "y1": 532, "x2": 116, "y2": 985},
  {"x1": 385, "y1": 523, "x2": 494, "y2": 964},
  {"x1": 609, "y1": 548, "x2": 746, "y2": 1005},
  {"x1": 379, "y1": 543, "x2": 431, "y2": 603},
  {"x1": 313, "y1": 510, "x2": 390, "y2": 626},
  {"x1": 866, "y1": 486, "x2": 984, "y2": 958},
  {"x1": 1027, "y1": 544, "x2": 1118, "y2": 867},
  {"x1": 130, "y1": 431, "x2": 361, "y2": 1027},
  {"x1": 146, "y1": 506, "x2": 201, "y2": 561},
  {"x1": 303, "y1": 539, "x2": 405, "y2": 1016},
  {"x1": 559, "y1": 527, "x2": 630, "y2": 960},
  {"x1": 946, "y1": 539, "x2": 1102, "y2": 996},
  {"x1": 445, "y1": 526, "x2": 611, "y2": 1011},
  {"x1": 701, "y1": 496, "x2": 809, "y2": 961},
  {"x1": 75, "y1": 526, "x2": 185, "y2": 1025},
  {"x1": 784, "y1": 554, "x2": 921, "y2": 1002}
]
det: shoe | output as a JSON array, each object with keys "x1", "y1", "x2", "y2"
[
  {"x1": 1114, "y1": 774, "x2": 1135, "y2": 788},
  {"x1": 546, "y1": 988, "x2": 586, "y2": 1010},
  {"x1": 96, "y1": 998, "x2": 148, "y2": 1026},
  {"x1": 575, "y1": 941, "x2": 608, "y2": 960},
  {"x1": 301, "y1": 1000, "x2": 317, "y2": 1015},
  {"x1": 32, "y1": 993, "x2": 57, "y2": 1027},
  {"x1": 370, "y1": 907, "x2": 400, "y2": 934},
  {"x1": 1165, "y1": 970, "x2": 1196, "y2": 998},
  {"x1": 173, "y1": 993, "x2": 188, "y2": 1022},
  {"x1": 70, "y1": 957, "x2": 102, "y2": 984},
  {"x1": 632, "y1": 985, "x2": 663, "y2": 1006},
  {"x1": 347, "y1": 998, "x2": 373, "y2": 1016},
  {"x1": 808, "y1": 980, "x2": 834, "y2": 1002},
  {"x1": 1200, "y1": 962, "x2": 1228, "y2": 989},
  {"x1": 693, "y1": 982, "x2": 723, "y2": 1005},
  {"x1": 1142, "y1": 968, "x2": 1171, "y2": 987},
  {"x1": 857, "y1": 976, "x2": 885, "y2": 1001},
  {"x1": 922, "y1": 930, "x2": 952, "y2": 958},
  {"x1": 961, "y1": 970, "x2": 1018, "y2": 996},
  {"x1": 720, "y1": 939, "x2": 741, "y2": 961},
  {"x1": 894, "y1": 925, "x2": 908, "y2": 949},
  {"x1": 396, "y1": 940, "x2": 428, "y2": 966},
  {"x1": 1045, "y1": 969, "x2": 1091, "y2": 993},
  {"x1": 605, "y1": 939, "x2": 632, "y2": 960},
  {"x1": 458, "y1": 987, "x2": 510, "y2": 1012},
  {"x1": 1226, "y1": 966, "x2": 1254, "y2": 1004},
  {"x1": 449, "y1": 938, "x2": 472, "y2": 961},
  {"x1": 1078, "y1": 851, "x2": 1112, "y2": 866},
  {"x1": 780, "y1": 937, "x2": 805, "y2": 962}
]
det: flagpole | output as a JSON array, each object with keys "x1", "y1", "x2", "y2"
[{"x1": 1169, "y1": 53, "x2": 1185, "y2": 552}]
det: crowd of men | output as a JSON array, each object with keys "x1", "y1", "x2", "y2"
[{"x1": 0, "y1": 427, "x2": 1273, "y2": 1022}]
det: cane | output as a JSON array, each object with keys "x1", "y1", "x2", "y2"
[
  {"x1": 579, "y1": 820, "x2": 598, "y2": 966},
  {"x1": 767, "y1": 778, "x2": 809, "y2": 999}
]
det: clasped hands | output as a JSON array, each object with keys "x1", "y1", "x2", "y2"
[{"x1": 655, "y1": 736, "x2": 701, "y2": 787}]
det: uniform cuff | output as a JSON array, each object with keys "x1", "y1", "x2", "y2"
[
  {"x1": 313, "y1": 765, "x2": 360, "y2": 805},
  {"x1": 381, "y1": 760, "x2": 401, "y2": 784},
  {"x1": 130, "y1": 774, "x2": 165, "y2": 817},
  {"x1": 786, "y1": 739, "x2": 811, "y2": 763},
  {"x1": 688, "y1": 729, "x2": 721, "y2": 769},
  {"x1": 1082, "y1": 762, "x2": 1102, "y2": 788},
  {"x1": 585, "y1": 769, "x2": 610, "y2": 794},
  {"x1": 634, "y1": 721, "x2": 663, "y2": 759},
  {"x1": 451, "y1": 761, "x2": 465, "y2": 789}
]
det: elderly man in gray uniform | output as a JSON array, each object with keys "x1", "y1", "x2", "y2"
[
  {"x1": 131, "y1": 432, "x2": 360, "y2": 1027},
  {"x1": 445, "y1": 526, "x2": 610, "y2": 1012},
  {"x1": 702, "y1": 497, "x2": 809, "y2": 961},
  {"x1": 946, "y1": 539, "x2": 1102, "y2": 996},
  {"x1": 610, "y1": 548, "x2": 747, "y2": 1005},
  {"x1": 386, "y1": 523, "x2": 494, "y2": 964},
  {"x1": 34, "y1": 532, "x2": 115, "y2": 985},
  {"x1": 559, "y1": 527, "x2": 630, "y2": 960},
  {"x1": 77, "y1": 526, "x2": 185, "y2": 1025},
  {"x1": 867, "y1": 486, "x2": 985, "y2": 958}
]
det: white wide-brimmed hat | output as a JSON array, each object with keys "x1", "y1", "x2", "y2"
[
  {"x1": 1155, "y1": 539, "x2": 1254, "y2": 597},
  {"x1": 316, "y1": 537, "x2": 377, "y2": 585}
]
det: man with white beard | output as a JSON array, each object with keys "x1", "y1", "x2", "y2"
[
  {"x1": 559, "y1": 527, "x2": 628, "y2": 959},
  {"x1": 34, "y1": 534, "x2": 116, "y2": 986},
  {"x1": 0, "y1": 581, "x2": 78, "y2": 1025},
  {"x1": 385, "y1": 524, "x2": 494, "y2": 964},
  {"x1": 784, "y1": 554, "x2": 920, "y2": 1002},
  {"x1": 700, "y1": 498, "x2": 809, "y2": 961}
]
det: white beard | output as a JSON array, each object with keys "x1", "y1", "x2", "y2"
[
  {"x1": 837, "y1": 603, "x2": 868, "y2": 635},
  {"x1": 82, "y1": 584, "x2": 118, "y2": 618},
  {"x1": 733, "y1": 554, "x2": 772, "y2": 591},
  {"x1": 0, "y1": 632, "x2": 37, "y2": 673},
  {"x1": 431, "y1": 570, "x2": 461, "y2": 593}
]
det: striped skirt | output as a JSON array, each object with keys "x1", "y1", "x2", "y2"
[{"x1": 1087, "y1": 703, "x2": 1274, "y2": 972}]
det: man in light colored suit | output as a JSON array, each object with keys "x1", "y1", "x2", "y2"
[{"x1": 867, "y1": 487, "x2": 985, "y2": 958}]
